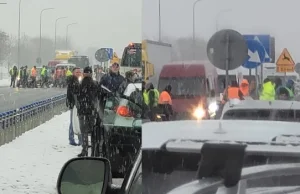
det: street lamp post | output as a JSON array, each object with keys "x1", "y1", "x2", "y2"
[
  {"x1": 17, "y1": 0, "x2": 21, "y2": 69},
  {"x1": 55, "y1": 17, "x2": 67, "y2": 51},
  {"x1": 66, "y1": 23, "x2": 77, "y2": 49},
  {"x1": 158, "y1": 0, "x2": 161, "y2": 42},
  {"x1": 192, "y1": 0, "x2": 204, "y2": 60},
  {"x1": 39, "y1": 8, "x2": 54, "y2": 63},
  {"x1": 216, "y1": 9, "x2": 232, "y2": 31}
]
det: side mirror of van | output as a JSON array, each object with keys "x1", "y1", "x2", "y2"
[{"x1": 56, "y1": 157, "x2": 111, "y2": 194}]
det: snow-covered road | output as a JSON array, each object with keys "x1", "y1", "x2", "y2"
[{"x1": 0, "y1": 111, "x2": 122, "y2": 194}]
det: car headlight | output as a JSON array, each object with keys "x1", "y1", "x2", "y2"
[
  {"x1": 208, "y1": 102, "x2": 218, "y2": 113},
  {"x1": 193, "y1": 107, "x2": 205, "y2": 119}
]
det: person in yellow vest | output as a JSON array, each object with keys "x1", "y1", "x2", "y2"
[
  {"x1": 259, "y1": 78, "x2": 275, "y2": 101},
  {"x1": 66, "y1": 67, "x2": 72, "y2": 77},
  {"x1": 144, "y1": 82, "x2": 159, "y2": 121}
]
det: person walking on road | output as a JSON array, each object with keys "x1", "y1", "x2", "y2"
[
  {"x1": 66, "y1": 67, "x2": 83, "y2": 146},
  {"x1": 76, "y1": 66, "x2": 99, "y2": 157},
  {"x1": 22, "y1": 66, "x2": 28, "y2": 88},
  {"x1": 40, "y1": 66, "x2": 49, "y2": 88}
]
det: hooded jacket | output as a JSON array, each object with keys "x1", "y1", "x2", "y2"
[
  {"x1": 259, "y1": 81, "x2": 275, "y2": 100},
  {"x1": 239, "y1": 79, "x2": 249, "y2": 96}
]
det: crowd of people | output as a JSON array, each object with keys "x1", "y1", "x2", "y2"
[
  {"x1": 221, "y1": 77, "x2": 297, "y2": 103},
  {"x1": 9, "y1": 65, "x2": 53, "y2": 88},
  {"x1": 66, "y1": 62, "x2": 141, "y2": 157}
]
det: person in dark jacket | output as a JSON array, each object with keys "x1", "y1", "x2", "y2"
[
  {"x1": 118, "y1": 71, "x2": 135, "y2": 94},
  {"x1": 99, "y1": 62, "x2": 125, "y2": 93},
  {"x1": 10, "y1": 66, "x2": 18, "y2": 88},
  {"x1": 22, "y1": 66, "x2": 28, "y2": 88},
  {"x1": 274, "y1": 77, "x2": 282, "y2": 91},
  {"x1": 76, "y1": 66, "x2": 99, "y2": 157},
  {"x1": 66, "y1": 67, "x2": 82, "y2": 146}
]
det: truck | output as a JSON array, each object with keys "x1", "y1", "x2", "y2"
[
  {"x1": 54, "y1": 50, "x2": 75, "y2": 61},
  {"x1": 142, "y1": 40, "x2": 172, "y2": 87},
  {"x1": 48, "y1": 50, "x2": 75, "y2": 69},
  {"x1": 119, "y1": 40, "x2": 172, "y2": 85},
  {"x1": 68, "y1": 56, "x2": 90, "y2": 69}
]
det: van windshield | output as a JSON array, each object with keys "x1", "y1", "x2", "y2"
[{"x1": 158, "y1": 77, "x2": 205, "y2": 97}]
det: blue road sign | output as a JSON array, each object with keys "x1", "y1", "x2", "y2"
[
  {"x1": 242, "y1": 39, "x2": 265, "y2": 69},
  {"x1": 104, "y1": 48, "x2": 113, "y2": 59},
  {"x1": 243, "y1": 35, "x2": 271, "y2": 62}
]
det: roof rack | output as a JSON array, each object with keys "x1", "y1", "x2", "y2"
[{"x1": 162, "y1": 139, "x2": 300, "y2": 157}]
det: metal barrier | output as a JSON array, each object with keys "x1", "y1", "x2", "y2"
[{"x1": 0, "y1": 94, "x2": 68, "y2": 146}]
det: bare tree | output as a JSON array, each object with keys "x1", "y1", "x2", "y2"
[
  {"x1": 0, "y1": 30, "x2": 11, "y2": 62},
  {"x1": 9, "y1": 35, "x2": 73, "y2": 67}
]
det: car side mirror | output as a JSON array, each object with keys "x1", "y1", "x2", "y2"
[{"x1": 57, "y1": 157, "x2": 111, "y2": 194}]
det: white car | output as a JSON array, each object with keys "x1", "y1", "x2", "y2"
[
  {"x1": 142, "y1": 120, "x2": 300, "y2": 194},
  {"x1": 220, "y1": 99, "x2": 300, "y2": 121}
]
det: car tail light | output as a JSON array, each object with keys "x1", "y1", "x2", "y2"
[{"x1": 116, "y1": 106, "x2": 132, "y2": 117}]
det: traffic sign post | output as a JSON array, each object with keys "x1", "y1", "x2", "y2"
[
  {"x1": 242, "y1": 39, "x2": 265, "y2": 69},
  {"x1": 36, "y1": 57, "x2": 42, "y2": 65},
  {"x1": 243, "y1": 35, "x2": 271, "y2": 63},
  {"x1": 95, "y1": 48, "x2": 109, "y2": 63},
  {"x1": 276, "y1": 48, "x2": 295, "y2": 73},
  {"x1": 295, "y1": 63, "x2": 300, "y2": 75},
  {"x1": 104, "y1": 48, "x2": 113, "y2": 60},
  {"x1": 207, "y1": 29, "x2": 248, "y2": 88}
]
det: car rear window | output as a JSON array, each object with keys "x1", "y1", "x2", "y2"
[{"x1": 222, "y1": 109, "x2": 300, "y2": 122}]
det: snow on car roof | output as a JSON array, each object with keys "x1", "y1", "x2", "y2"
[
  {"x1": 223, "y1": 100, "x2": 300, "y2": 111},
  {"x1": 142, "y1": 120, "x2": 300, "y2": 149},
  {"x1": 123, "y1": 83, "x2": 141, "y2": 96}
]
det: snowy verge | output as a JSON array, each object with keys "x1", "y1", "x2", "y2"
[
  {"x1": 0, "y1": 78, "x2": 10, "y2": 87},
  {"x1": 0, "y1": 111, "x2": 81, "y2": 194}
]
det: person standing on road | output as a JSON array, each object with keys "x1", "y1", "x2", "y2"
[
  {"x1": 66, "y1": 67, "x2": 83, "y2": 146},
  {"x1": 30, "y1": 66, "x2": 37, "y2": 88},
  {"x1": 118, "y1": 71, "x2": 135, "y2": 94},
  {"x1": 76, "y1": 66, "x2": 99, "y2": 157},
  {"x1": 10, "y1": 66, "x2": 18, "y2": 88},
  {"x1": 99, "y1": 62, "x2": 125, "y2": 93}
]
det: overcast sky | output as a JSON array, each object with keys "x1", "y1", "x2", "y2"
[
  {"x1": 143, "y1": 0, "x2": 300, "y2": 61},
  {"x1": 0, "y1": 0, "x2": 141, "y2": 56}
]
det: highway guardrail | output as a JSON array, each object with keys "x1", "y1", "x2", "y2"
[{"x1": 0, "y1": 94, "x2": 67, "y2": 146}]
